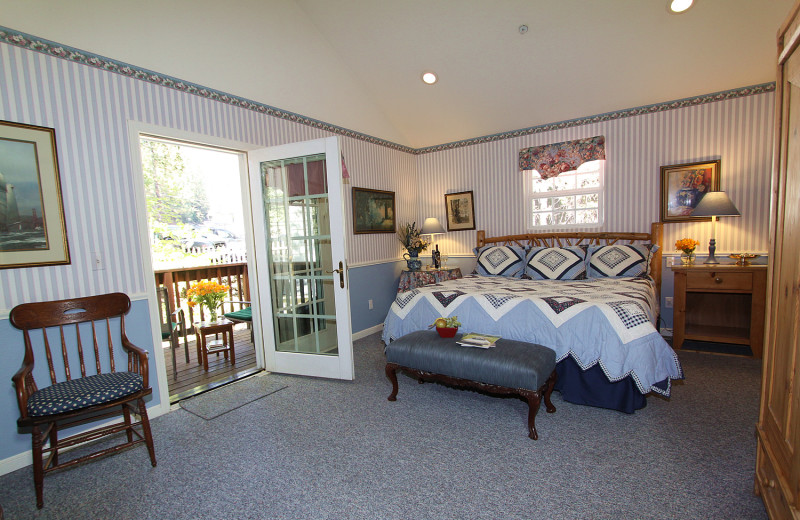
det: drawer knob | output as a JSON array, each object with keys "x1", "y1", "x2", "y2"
[
  {"x1": 761, "y1": 476, "x2": 777, "y2": 489},
  {"x1": 715, "y1": 277, "x2": 722, "y2": 283}
]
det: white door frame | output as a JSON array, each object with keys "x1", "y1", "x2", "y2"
[{"x1": 127, "y1": 120, "x2": 264, "y2": 414}]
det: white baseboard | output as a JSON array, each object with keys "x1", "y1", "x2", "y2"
[
  {"x1": 0, "y1": 401, "x2": 171, "y2": 477},
  {"x1": 353, "y1": 323, "x2": 383, "y2": 341}
]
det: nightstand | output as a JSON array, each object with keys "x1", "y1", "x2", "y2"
[
  {"x1": 670, "y1": 263, "x2": 767, "y2": 358},
  {"x1": 398, "y1": 267, "x2": 462, "y2": 292}
]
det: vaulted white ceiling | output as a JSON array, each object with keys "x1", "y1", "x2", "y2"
[{"x1": 2, "y1": 0, "x2": 793, "y2": 149}]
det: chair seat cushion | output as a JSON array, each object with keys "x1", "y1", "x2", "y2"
[
  {"x1": 27, "y1": 372, "x2": 144, "y2": 417},
  {"x1": 224, "y1": 307, "x2": 252, "y2": 322}
]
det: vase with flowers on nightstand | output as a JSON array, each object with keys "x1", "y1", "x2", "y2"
[
  {"x1": 398, "y1": 222, "x2": 429, "y2": 271},
  {"x1": 675, "y1": 237, "x2": 699, "y2": 265}
]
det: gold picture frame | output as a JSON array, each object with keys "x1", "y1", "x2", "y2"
[
  {"x1": 352, "y1": 187, "x2": 396, "y2": 234},
  {"x1": 660, "y1": 159, "x2": 720, "y2": 223},
  {"x1": 0, "y1": 120, "x2": 70, "y2": 269},
  {"x1": 445, "y1": 190, "x2": 475, "y2": 231}
]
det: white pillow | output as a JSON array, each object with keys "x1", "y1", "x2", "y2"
[
  {"x1": 587, "y1": 244, "x2": 659, "y2": 278},
  {"x1": 525, "y1": 246, "x2": 587, "y2": 280},
  {"x1": 473, "y1": 245, "x2": 526, "y2": 277}
]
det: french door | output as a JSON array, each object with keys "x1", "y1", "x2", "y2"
[{"x1": 248, "y1": 137, "x2": 353, "y2": 379}]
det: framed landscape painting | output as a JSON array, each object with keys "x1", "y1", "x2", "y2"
[
  {"x1": 352, "y1": 187, "x2": 396, "y2": 234},
  {"x1": 445, "y1": 190, "x2": 476, "y2": 231},
  {"x1": 660, "y1": 159, "x2": 720, "y2": 223},
  {"x1": 0, "y1": 120, "x2": 70, "y2": 269}
]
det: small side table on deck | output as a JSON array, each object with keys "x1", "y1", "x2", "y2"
[{"x1": 194, "y1": 318, "x2": 236, "y2": 371}]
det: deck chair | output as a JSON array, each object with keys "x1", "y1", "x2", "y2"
[
  {"x1": 158, "y1": 286, "x2": 189, "y2": 379},
  {"x1": 9, "y1": 292, "x2": 157, "y2": 509},
  {"x1": 224, "y1": 301, "x2": 253, "y2": 342}
]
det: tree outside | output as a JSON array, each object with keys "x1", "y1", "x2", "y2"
[{"x1": 141, "y1": 138, "x2": 245, "y2": 269}]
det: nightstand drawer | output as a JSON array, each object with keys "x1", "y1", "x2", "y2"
[{"x1": 686, "y1": 271, "x2": 753, "y2": 291}]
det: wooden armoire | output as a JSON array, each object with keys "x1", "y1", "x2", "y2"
[{"x1": 755, "y1": 2, "x2": 800, "y2": 518}]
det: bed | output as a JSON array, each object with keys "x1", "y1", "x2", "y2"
[{"x1": 382, "y1": 222, "x2": 684, "y2": 413}]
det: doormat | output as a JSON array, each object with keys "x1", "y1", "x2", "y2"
[{"x1": 180, "y1": 376, "x2": 288, "y2": 420}]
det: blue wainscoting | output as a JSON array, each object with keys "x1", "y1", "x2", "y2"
[{"x1": 348, "y1": 261, "x2": 406, "y2": 333}]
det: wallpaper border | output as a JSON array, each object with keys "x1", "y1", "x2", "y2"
[{"x1": 0, "y1": 25, "x2": 776, "y2": 156}]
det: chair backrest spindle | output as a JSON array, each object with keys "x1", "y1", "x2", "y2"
[
  {"x1": 75, "y1": 322, "x2": 87, "y2": 379},
  {"x1": 59, "y1": 325, "x2": 71, "y2": 382},
  {"x1": 106, "y1": 317, "x2": 116, "y2": 373},
  {"x1": 91, "y1": 321, "x2": 102, "y2": 374}
]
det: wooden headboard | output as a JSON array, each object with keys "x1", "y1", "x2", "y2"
[{"x1": 476, "y1": 222, "x2": 664, "y2": 298}]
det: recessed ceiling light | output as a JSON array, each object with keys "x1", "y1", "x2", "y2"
[
  {"x1": 668, "y1": 0, "x2": 694, "y2": 13},
  {"x1": 421, "y1": 71, "x2": 438, "y2": 85}
]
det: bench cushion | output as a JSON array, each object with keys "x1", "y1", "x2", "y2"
[
  {"x1": 224, "y1": 307, "x2": 252, "y2": 322},
  {"x1": 386, "y1": 330, "x2": 555, "y2": 391},
  {"x1": 27, "y1": 372, "x2": 144, "y2": 417}
]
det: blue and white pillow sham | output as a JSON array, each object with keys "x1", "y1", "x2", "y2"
[
  {"x1": 524, "y1": 246, "x2": 587, "y2": 280},
  {"x1": 587, "y1": 244, "x2": 659, "y2": 278},
  {"x1": 473, "y1": 245, "x2": 526, "y2": 278}
]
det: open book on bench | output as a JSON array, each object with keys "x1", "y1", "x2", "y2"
[{"x1": 457, "y1": 333, "x2": 501, "y2": 348}]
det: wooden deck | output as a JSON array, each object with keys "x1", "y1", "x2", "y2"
[{"x1": 162, "y1": 324, "x2": 260, "y2": 403}]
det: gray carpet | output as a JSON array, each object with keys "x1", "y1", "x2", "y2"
[
  {"x1": 0, "y1": 333, "x2": 766, "y2": 519},
  {"x1": 179, "y1": 376, "x2": 288, "y2": 420}
]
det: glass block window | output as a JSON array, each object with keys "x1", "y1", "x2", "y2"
[{"x1": 525, "y1": 160, "x2": 604, "y2": 228}]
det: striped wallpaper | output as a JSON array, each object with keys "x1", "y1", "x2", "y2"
[
  {"x1": 416, "y1": 92, "x2": 775, "y2": 259},
  {"x1": 0, "y1": 41, "x2": 416, "y2": 311},
  {"x1": 0, "y1": 32, "x2": 775, "y2": 312}
]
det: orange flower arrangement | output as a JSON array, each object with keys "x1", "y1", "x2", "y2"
[
  {"x1": 675, "y1": 238, "x2": 699, "y2": 254},
  {"x1": 186, "y1": 279, "x2": 229, "y2": 320}
]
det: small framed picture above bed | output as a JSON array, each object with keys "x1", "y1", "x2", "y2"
[
  {"x1": 445, "y1": 190, "x2": 475, "y2": 231},
  {"x1": 352, "y1": 187, "x2": 396, "y2": 234},
  {"x1": 660, "y1": 160, "x2": 720, "y2": 223}
]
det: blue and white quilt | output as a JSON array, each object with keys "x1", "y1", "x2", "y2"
[{"x1": 382, "y1": 275, "x2": 683, "y2": 396}]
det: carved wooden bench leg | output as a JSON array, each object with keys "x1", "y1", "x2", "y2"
[
  {"x1": 385, "y1": 363, "x2": 399, "y2": 401},
  {"x1": 543, "y1": 370, "x2": 557, "y2": 414},
  {"x1": 520, "y1": 390, "x2": 542, "y2": 440}
]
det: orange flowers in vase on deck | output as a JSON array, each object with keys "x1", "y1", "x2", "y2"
[{"x1": 186, "y1": 279, "x2": 229, "y2": 322}]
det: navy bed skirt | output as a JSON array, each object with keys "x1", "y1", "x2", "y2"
[{"x1": 554, "y1": 356, "x2": 648, "y2": 414}]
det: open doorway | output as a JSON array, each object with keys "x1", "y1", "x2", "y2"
[{"x1": 139, "y1": 135, "x2": 261, "y2": 402}]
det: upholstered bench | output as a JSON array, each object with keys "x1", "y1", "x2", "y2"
[{"x1": 385, "y1": 330, "x2": 557, "y2": 440}]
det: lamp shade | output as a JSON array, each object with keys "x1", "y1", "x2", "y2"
[
  {"x1": 421, "y1": 217, "x2": 446, "y2": 234},
  {"x1": 691, "y1": 191, "x2": 741, "y2": 217}
]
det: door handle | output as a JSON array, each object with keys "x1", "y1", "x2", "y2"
[{"x1": 326, "y1": 261, "x2": 345, "y2": 288}]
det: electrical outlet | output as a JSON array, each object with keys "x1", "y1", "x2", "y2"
[
  {"x1": 368, "y1": 299, "x2": 373, "y2": 310},
  {"x1": 92, "y1": 251, "x2": 105, "y2": 271},
  {"x1": 665, "y1": 297, "x2": 673, "y2": 308},
  {"x1": 661, "y1": 327, "x2": 673, "y2": 337}
]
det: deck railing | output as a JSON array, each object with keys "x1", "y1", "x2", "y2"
[{"x1": 155, "y1": 262, "x2": 250, "y2": 329}]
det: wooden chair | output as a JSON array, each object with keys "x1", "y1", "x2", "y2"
[
  {"x1": 157, "y1": 285, "x2": 189, "y2": 379},
  {"x1": 9, "y1": 292, "x2": 157, "y2": 509}
]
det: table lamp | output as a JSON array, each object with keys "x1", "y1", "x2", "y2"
[
  {"x1": 421, "y1": 217, "x2": 446, "y2": 268},
  {"x1": 690, "y1": 191, "x2": 740, "y2": 264}
]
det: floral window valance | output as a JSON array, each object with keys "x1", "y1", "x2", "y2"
[{"x1": 519, "y1": 135, "x2": 606, "y2": 179}]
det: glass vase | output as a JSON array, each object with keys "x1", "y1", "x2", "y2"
[
  {"x1": 680, "y1": 250, "x2": 696, "y2": 265},
  {"x1": 207, "y1": 307, "x2": 218, "y2": 323}
]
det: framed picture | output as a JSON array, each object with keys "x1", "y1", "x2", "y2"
[
  {"x1": 352, "y1": 187, "x2": 396, "y2": 234},
  {"x1": 0, "y1": 120, "x2": 70, "y2": 269},
  {"x1": 445, "y1": 190, "x2": 475, "y2": 231},
  {"x1": 660, "y1": 160, "x2": 721, "y2": 223}
]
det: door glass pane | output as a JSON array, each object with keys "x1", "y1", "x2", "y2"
[{"x1": 261, "y1": 154, "x2": 338, "y2": 355}]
